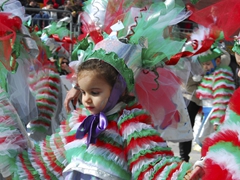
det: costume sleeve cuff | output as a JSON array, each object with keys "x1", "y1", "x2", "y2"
[{"x1": 193, "y1": 157, "x2": 205, "y2": 169}]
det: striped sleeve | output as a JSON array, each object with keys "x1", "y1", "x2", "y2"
[
  {"x1": 118, "y1": 105, "x2": 191, "y2": 180},
  {"x1": 201, "y1": 88, "x2": 240, "y2": 180},
  {"x1": 211, "y1": 67, "x2": 235, "y2": 124}
]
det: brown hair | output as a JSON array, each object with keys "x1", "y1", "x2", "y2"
[
  {"x1": 77, "y1": 59, "x2": 118, "y2": 88},
  {"x1": 77, "y1": 59, "x2": 135, "y2": 103}
]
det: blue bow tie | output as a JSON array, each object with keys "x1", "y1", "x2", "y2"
[{"x1": 76, "y1": 112, "x2": 108, "y2": 148}]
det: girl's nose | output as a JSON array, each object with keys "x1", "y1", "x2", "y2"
[{"x1": 83, "y1": 93, "x2": 91, "y2": 103}]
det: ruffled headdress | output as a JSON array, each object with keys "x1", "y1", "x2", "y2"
[
  {"x1": 200, "y1": 88, "x2": 240, "y2": 180},
  {"x1": 73, "y1": 0, "x2": 194, "y2": 145},
  {"x1": 232, "y1": 32, "x2": 240, "y2": 55}
]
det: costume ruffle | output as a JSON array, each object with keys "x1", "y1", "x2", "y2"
[
  {"x1": 2, "y1": 103, "x2": 192, "y2": 179},
  {"x1": 188, "y1": 0, "x2": 240, "y2": 40},
  {"x1": 117, "y1": 104, "x2": 191, "y2": 179},
  {"x1": 196, "y1": 66, "x2": 235, "y2": 124},
  {"x1": 28, "y1": 67, "x2": 61, "y2": 134},
  {"x1": 0, "y1": 88, "x2": 28, "y2": 178},
  {"x1": 7, "y1": 58, "x2": 38, "y2": 125},
  {"x1": 201, "y1": 88, "x2": 240, "y2": 180}
]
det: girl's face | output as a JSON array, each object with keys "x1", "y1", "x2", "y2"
[
  {"x1": 235, "y1": 52, "x2": 240, "y2": 66},
  {"x1": 61, "y1": 59, "x2": 69, "y2": 69},
  {"x1": 202, "y1": 61, "x2": 215, "y2": 72},
  {"x1": 77, "y1": 70, "x2": 112, "y2": 115}
]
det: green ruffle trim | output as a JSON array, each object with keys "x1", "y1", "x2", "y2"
[
  {"x1": 0, "y1": 63, "x2": 8, "y2": 92},
  {"x1": 213, "y1": 87, "x2": 234, "y2": 95},
  {"x1": 12, "y1": 151, "x2": 40, "y2": 180},
  {"x1": 232, "y1": 41, "x2": 240, "y2": 55},
  {"x1": 36, "y1": 95, "x2": 57, "y2": 104},
  {"x1": 49, "y1": 73, "x2": 60, "y2": 78},
  {"x1": 213, "y1": 76, "x2": 234, "y2": 84},
  {"x1": 35, "y1": 115, "x2": 51, "y2": 122},
  {"x1": 209, "y1": 142, "x2": 240, "y2": 165},
  {"x1": 98, "y1": 135, "x2": 122, "y2": 148},
  {"x1": 151, "y1": 157, "x2": 179, "y2": 179},
  {"x1": 215, "y1": 66, "x2": 233, "y2": 74},
  {"x1": 45, "y1": 136, "x2": 65, "y2": 168},
  {"x1": 85, "y1": 49, "x2": 134, "y2": 92},
  {"x1": 118, "y1": 109, "x2": 146, "y2": 126},
  {"x1": 176, "y1": 162, "x2": 192, "y2": 180},
  {"x1": 38, "y1": 111, "x2": 53, "y2": 119},
  {"x1": 197, "y1": 86, "x2": 212, "y2": 93},
  {"x1": 66, "y1": 146, "x2": 131, "y2": 179},
  {"x1": 214, "y1": 96, "x2": 232, "y2": 102},
  {"x1": 126, "y1": 128, "x2": 160, "y2": 145},
  {"x1": 0, "y1": 154, "x2": 17, "y2": 178},
  {"x1": 48, "y1": 81, "x2": 60, "y2": 89},
  {"x1": 161, "y1": 162, "x2": 178, "y2": 178},
  {"x1": 133, "y1": 156, "x2": 180, "y2": 180},
  {"x1": 107, "y1": 113, "x2": 120, "y2": 122},
  {"x1": 129, "y1": 146, "x2": 172, "y2": 165},
  {"x1": 133, "y1": 156, "x2": 168, "y2": 179},
  {"x1": 37, "y1": 101, "x2": 55, "y2": 110},
  {"x1": 34, "y1": 144, "x2": 58, "y2": 180},
  {"x1": 228, "y1": 110, "x2": 240, "y2": 123},
  {"x1": 30, "y1": 125, "x2": 49, "y2": 133}
]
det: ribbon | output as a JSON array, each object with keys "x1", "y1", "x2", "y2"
[
  {"x1": 165, "y1": 38, "x2": 215, "y2": 65},
  {"x1": 49, "y1": 34, "x2": 77, "y2": 44},
  {"x1": 75, "y1": 75, "x2": 126, "y2": 147},
  {"x1": 49, "y1": 34, "x2": 77, "y2": 52},
  {"x1": 76, "y1": 112, "x2": 108, "y2": 147}
]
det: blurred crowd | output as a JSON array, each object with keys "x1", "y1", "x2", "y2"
[{"x1": 22, "y1": 0, "x2": 84, "y2": 28}]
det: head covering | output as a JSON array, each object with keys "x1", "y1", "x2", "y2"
[
  {"x1": 232, "y1": 32, "x2": 240, "y2": 55},
  {"x1": 187, "y1": 26, "x2": 231, "y2": 66},
  {"x1": 84, "y1": 49, "x2": 134, "y2": 92},
  {"x1": 197, "y1": 44, "x2": 223, "y2": 63},
  {"x1": 75, "y1": 0, "x2": 193, "y2": 147},
  {"x1": 201, "y1": 88, "x2": 240, "y2": 179},
  {"x1": 0, "y1": 0, "x2": 39, "y2": 72}
]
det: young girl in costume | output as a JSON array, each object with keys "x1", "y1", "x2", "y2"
[
  {"x1": 194, "y1": 43, "x2": 235, "y2": 145},
  {"x1": 185, "y1": 87, "x2": 240, "y2": 180},
  {"x1": 189, "y1": 39, "x2": 240, "y2": 180},
  {"x1": 0, "y1": 1, "x2": 39, "y2": 178},
  {"x1": 232, "y1": 33, "x2": 240, "y2": 88},
  {"x1": 2, "y1": 47, "x2": 193, "y2": 180},
  {"x1": 185, "y1": 32, "x2": 240, "y2": 180},
  {"x1": 1, "y1": 0, "x2": 195, "y2": 179},
  {"x1": 183, "y1": 25, "x2": 235, "y2": 147}
]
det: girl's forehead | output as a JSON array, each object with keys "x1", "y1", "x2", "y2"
[
  {"x1": 78, "y1": 69, "x2": 98, "y2": 76},
  {"x1": 235, "y1": 52, "x2": 240, "y2": 60},
  {"x1": 78, "y1": 70, "x2": 104, "y2": 82},
  {"x1": 202, "y1": 61, "x2": 212, "y2": 65}
]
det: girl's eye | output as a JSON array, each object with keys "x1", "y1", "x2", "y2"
[
  {"x1": 80, "y1": 90, "x2": 85, "y2": 95},
  {"x1": 91, "y1": 91, "x2": 100, "y2": 96}
]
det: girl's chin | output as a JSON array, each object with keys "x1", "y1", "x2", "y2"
[
  {"x1": 87, "y1": 109, "x2": 99, "y2": 115},
  {"x1": 90, "y1": 110, "x2": 103, "y2": 115}
]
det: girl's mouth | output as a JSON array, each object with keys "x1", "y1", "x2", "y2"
[{"x1": 86, "y1": 107, "x2": 94, "y2": 110}]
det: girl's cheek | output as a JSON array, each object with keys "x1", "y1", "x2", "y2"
[{"x1": 238, "y1": 70, "x2": 240, "y2": 77}]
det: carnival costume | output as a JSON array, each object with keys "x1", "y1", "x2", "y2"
[
  {"x1": 198, "y1": 36, "x2": 240, "y2": 180},
  {"x1": 184, "y1": 0, "x2": 240, "y2": 147},
  {"x1": 232, "y1": 33, "x2": 240, "y2": 88},
  {"x1": 0, "y1": 0, "x2": 198, "y2": 179},
  {"x1": 27, "y1": 16, "x2": 72, "y2": 140},
  {"x1": 0, "y1": 0, "x2": 40, "y2": 177},
  {"x1": 185, "y1": 26, "x2": 235, "y2": 146},
  {"x1": 195, "y1": 48, "x2": 235, "y2": 146}
]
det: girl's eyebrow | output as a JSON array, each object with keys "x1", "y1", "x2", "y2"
[
  {"x1": 80, "y1": 87, "x2": 101, "y2": 91},
  {"x1": 91, "y1": 88, "x2": 101, "y2": 91}
]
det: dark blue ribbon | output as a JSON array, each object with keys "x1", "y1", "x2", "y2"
[
  {"x1": 76, "y1": 112, "x2": 108, "y2": 147},
  {"x1": 206, "y1": 59, "x2": 217, "y2": 75},
  {"x1": 75, "y1": 74, "x2": 126, "y2": 148}
]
